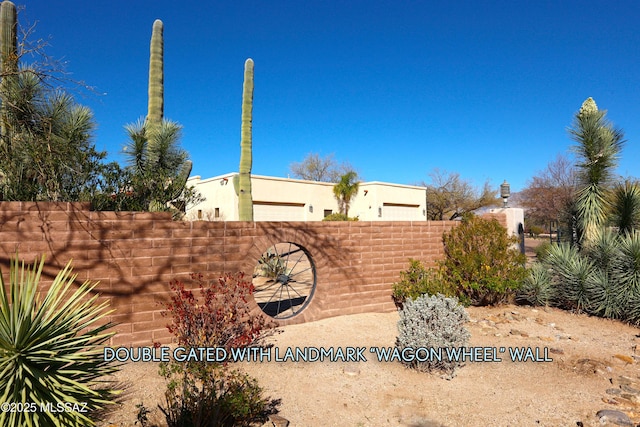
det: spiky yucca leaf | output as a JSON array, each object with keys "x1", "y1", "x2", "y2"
[
  {"x1": 0, "y1": 256, "x2": 120, "y2": 427},
  {"x1": 585, "y1": 267, "x2": 624, "y2": 319},
  {"x1": 610, "y1": 180, "x2": 640, "y2": 235},
  {"x1": 584, "y1": 228, "x2": 622, "y2": 273},
  {"x1": 569, "y1": 98, "x2": 624, "y2": 245},
  {"x1": 618, "y1": 231, "x2": 640, "y2": 288},
  {"x1": 543, "y1": 243, "x2": 593, "y2": 311},
  {"x1": 516, "y1": 263, "x2": 554, "y2": 306}
]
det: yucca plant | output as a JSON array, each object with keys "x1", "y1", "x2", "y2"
[
  {"x1": 0, "y1": 255, "x2": 120, "y2": 427},
  {"x1": 610, "y1": 180, "x2": 640, "y2": 235},
  {"x1": 569, "y1": 97, "x2": 624, "y2": 246},
  {"x1": 523, "y1": 99, "x2": 640, "y2": 324},
  {"x1": 516, "y1": 263, "x2": 554, "y2": 306},
  {"x1": 543, "y1": 243, "x2": 593, "y2": 311}
]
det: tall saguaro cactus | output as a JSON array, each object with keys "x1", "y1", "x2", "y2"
[
  {"x1": 0, "y1": 0, "x2": 17, "y2": 147},
  {"x1": 238, "y1": 58, "x2": 254, "y2": 221},
  {"x1": 147, "y1": 19, "x2": 164, "y2": 129}
]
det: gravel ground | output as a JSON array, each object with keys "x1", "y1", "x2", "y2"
[{"x1": 98, "y1": 304, "x2": 640, "y2": 427}]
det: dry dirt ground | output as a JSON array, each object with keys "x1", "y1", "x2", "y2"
[{"x1": 97, "y1": 304, "x2": 640, "y2": 427}]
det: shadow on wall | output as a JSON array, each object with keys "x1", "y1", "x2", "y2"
[{"x1": 0, "y1": 202, "x2": 467, "y2": 345}]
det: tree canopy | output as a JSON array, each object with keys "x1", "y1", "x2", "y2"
[
  {"x1": 0, "y1": 3, "x2": 106, "y2": 202},
  {"x1": 519, "y1": 154, "x2": 577, "y2": 229},
  {"x1": 422, "y1": 168, "x2": 498, "y2": 220},
  {"x1": 289, "y1": 152, "x2": 354, "y2": 183}
]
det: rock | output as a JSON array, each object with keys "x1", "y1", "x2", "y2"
[
  {"x1": 620, "y1": 393, "x2": 638, "y2": 403},
  {"x1": 606, "y1": 388, "x2": 623, "y2": 396},
  {"x1": 595, "y1": 409, "x2": 633, "y2": 426},
  {"x1": 549, "y1": 347, "x2": 564, "y2": 355},
  {"x1": 613, "y1": 354, "x2": 635, "y2": 364},
  {"x1": 343, "y1": 365, "x2": 360, "y2": 376},
  {"x1": 621, "y1": 384, "x2": 640, "y2": 394},
  {"x1": 510, "y1": 329, "x2": 528, "y2": 337},
  {"x1": 618, "y1": 376, "x2": 637, "y2": 386},
  {"x1": 267, "y1": 414, "x2": 290, "y2": 427}
]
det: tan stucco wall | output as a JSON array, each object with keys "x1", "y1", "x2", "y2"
[{"x1": 187, "y1": 174, "x2": 427, "y2": 222}]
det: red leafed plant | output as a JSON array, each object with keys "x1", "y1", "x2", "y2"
[
  {"x1": 160, "y1": 272, "x2": 275, "y2": 350},
  {"x1": 157, "y1": 272, "x2": 281, "y2": 427}
]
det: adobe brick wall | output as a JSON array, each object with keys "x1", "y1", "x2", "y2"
[{"x1": 0, "y1": 202, "x2": 504, "y2": 347}]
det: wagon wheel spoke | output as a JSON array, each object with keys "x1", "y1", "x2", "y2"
[{"x1": 252, "y1": 242, "x2": 317, "y2": 319}]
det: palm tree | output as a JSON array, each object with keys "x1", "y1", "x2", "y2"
[
  {"x1": 568, "y1": 97, "x2": 624, "y2": 245},
  {"x1": 333, "y1": 171, "x2": 359, "y2": 217}
]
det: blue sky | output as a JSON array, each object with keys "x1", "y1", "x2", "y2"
[{"x1": 22, "y1": 0, "x2": 640, "y2": 192}]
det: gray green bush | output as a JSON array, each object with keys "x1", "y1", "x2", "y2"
[{"x1": 395, "y1": 294, "x2": 470, "y2": 379}]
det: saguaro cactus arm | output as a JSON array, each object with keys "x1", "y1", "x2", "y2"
[
  {"x1": 238, "y1": 58, "x2": 254, "y2": 221},
  {"x1": 147, "y1": 19, "x2": 164, "y2": 129},
  {"x1": 0, "y1": 0, "x2": 17, "y2": 146}
]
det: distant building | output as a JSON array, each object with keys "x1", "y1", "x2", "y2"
[{"x1": 186, "y1": 173, "x2": 428, "y2": 221}]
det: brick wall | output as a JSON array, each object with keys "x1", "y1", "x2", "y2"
[{"x1": 0, "y1": 202, "x2": 504, "y2": 346}]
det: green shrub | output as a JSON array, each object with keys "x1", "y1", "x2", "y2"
[
  {"x1": 534, "y1": 240, "x2": 552, "y2": 261},
  {"x1": 441, "y1": 215, "x2": 528, "y2": 305},
  {"x1": 158, "y1": 273, "x2": 280, "y2": 427},
  {"x1": 322, "y1": 213, "x2": 358, "y2": 221},
  {"x1": 395, "y1": 294, "x2": 470, "y2": 379},
  {"x1": 391, "y1": 259, "x2": 457, "y2": 308},
  {"x1": 528, "y1": 225, "x2": 545, "y2": 238},
  {"x1": 159, "y1": 362, "x2": 279, "y2": 427},
  {"x1": 0, "y1": 255, "x2": 121, "y2": 427}
]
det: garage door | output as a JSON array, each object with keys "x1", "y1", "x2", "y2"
[
  {"x1": 253, "y1": 202, "x2": 305, "y2": 221},
  {"x1": 382, "y1": 203, "x2": 420, "y2": 220}
]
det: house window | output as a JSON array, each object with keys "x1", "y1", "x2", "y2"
[
  {"x1": 215, "y1": 208, "x2": 220, "y2": 218},
  {"x1": 324, "y1": 209, "x2": 333, "y2": 218},
  {"x1": 197, "y1": 210, "x2": 202, "y2": 220}
]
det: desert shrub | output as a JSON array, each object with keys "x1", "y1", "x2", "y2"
[
  {"x1": 158, "y1": 272, "x2": 280, "y2": 427},
  {"x1": 395, "y1": 294, "x2": 470, "y2": 379},
  {"x1": 159, "y1": 362, "x2": 279, "y2": 427},
  {"x1": 161, "y1": 273, "x2": 274, "y2": 350},
  {"x1": 391, "y1": 259, "x2": 457, "y2": 308},
  {"x1": 528, "y1": 224, "x2": 545, "y2": 238},
  {"x1": 0, "y1": 255, "x2": 121, "y2": 427},
  {"x1": 534, "y1": 240, "x2": 552, "y2": 261},
  {"x1": 440, "y1": 214, "x2": 527, "y2": 305},
  {"x1": 322, "y1": 213, "x2": 358, "y2": 221}
]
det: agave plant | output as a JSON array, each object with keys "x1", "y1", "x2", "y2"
[{"x1": 0, "y1": 255, "x2": 120, "y2": 427}]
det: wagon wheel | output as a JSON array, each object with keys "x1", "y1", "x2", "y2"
[{"x1": 252, "y1": 242, "x2": 316, "y2": 319}]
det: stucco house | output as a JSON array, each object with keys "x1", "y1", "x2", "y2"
[{"x1": 185, "y1": 173, "x2": 428, "y2": 222}]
